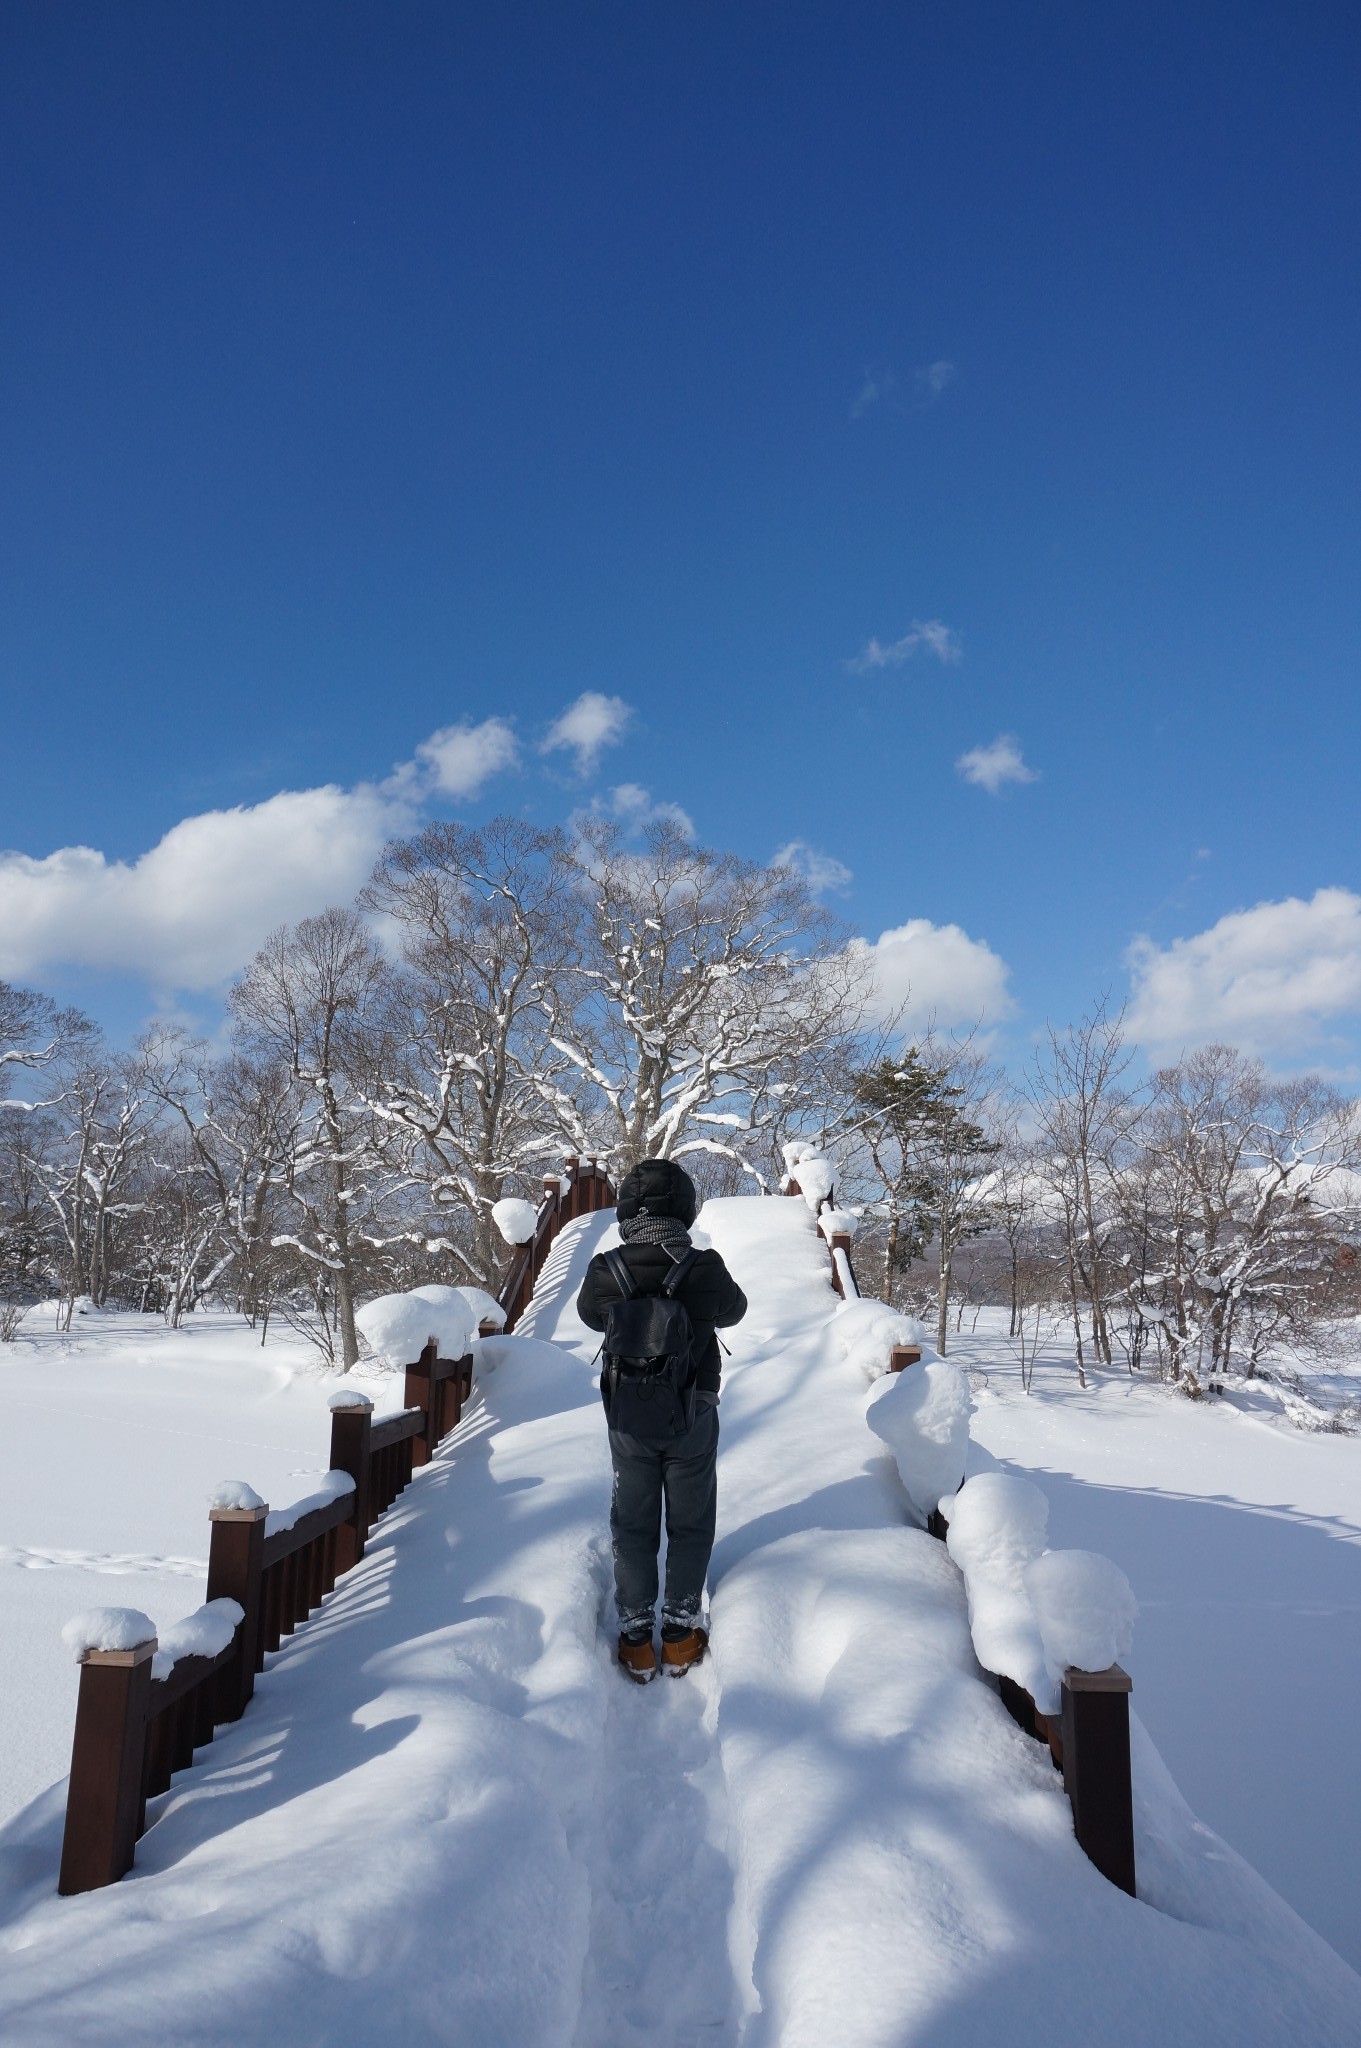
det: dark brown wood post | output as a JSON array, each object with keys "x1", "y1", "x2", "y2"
[
  {"x1": 563, "y1": 1155, "x2": 579, "y2": 1220},
  {"x1": 404, "y1": 1336, "x2": 439, "y2": 1466},
  {"x1": 58, "y1": 1632, "x2": 157, "y2": 1895},
  {"x1": 1060, "y1": 1665, "x2": 1136, "y2": 1896},
  {"x1": 889, "y1": 1344, "x2": 923, "y2": 1372},
  {"x1": 207, "y1": 1498, "x2": 268, "y2": 1721},
  {"x1": 827, "y1": 1229, "x2": 853, "y2": 1297},
  {"x1": 534, "y1": 1178, "x2": 558, "y2": 1283},
  {"x1": 329, "y1": 1396, "x2": 373, "y2": 1570}
]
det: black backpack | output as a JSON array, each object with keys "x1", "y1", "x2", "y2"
[{"x1": 599, "y1": 1246, "x2": 701, "y2": 1440}]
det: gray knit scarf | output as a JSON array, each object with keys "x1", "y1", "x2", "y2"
[{"x1": 618, "y1": 1211, "x2": 692, "y2": 1253}]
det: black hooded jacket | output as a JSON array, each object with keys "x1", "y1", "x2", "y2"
[{"x1": 575, "y1": 1158, "x2": 747, "y2": 1398}]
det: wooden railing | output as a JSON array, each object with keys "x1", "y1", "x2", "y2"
[
  {"x1": 888, "y1": 1341, "x2": 1137, "y2": 1897},
  {"x1": 990, "y1": 1658, "x2": 1136, "y2": 1896},
  {"x1": 498, "y1": 1154, "x2": 616, "y2": 1331},
  {"x1": 57, "y1": 1338, "x2": 475, "y2": 1897},
  {"x1": 784, "y1": 1168, "x2": 860, "y2": 1298}
]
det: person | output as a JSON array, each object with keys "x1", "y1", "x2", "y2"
[{"x1": 576, "y1": 1157, "x2": 747, "y2": 1684}]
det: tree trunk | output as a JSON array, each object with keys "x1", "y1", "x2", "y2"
[{"x1": 936, "y1": 1229, "x2": 951, "y2": 1356}]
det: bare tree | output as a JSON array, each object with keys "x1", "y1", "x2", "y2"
[
  {"x1": 36, "y1": 1029, "x2": 157, "y2": 1325},
  {"x1": 363, "y1": 818, "x2": 578, "y2": 1285},
  {"x1": 142, "y1": 1030, "x2": 300, "y2": 1328},
  {"x1": 551, "y1": 819, "x2": 867, "y2": 1179},
  {"x1": 0, "y1": 981, "x2": 72, "y2": 1100},
  {"x1": 1127, "y1": 1046, "x2": 1361, "y2": 1391},
  {"x1": 231, "y1": 909, "x2": 396, "y2": 1369},
  {"x1": 1027, "y1": 998, "x2": 1140, "y2": 1377}
]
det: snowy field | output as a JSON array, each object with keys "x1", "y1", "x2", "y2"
[
  {"x1": 0, "y1": 1306, "x2": 413, "y2": 1831},
  {"x1": 0, "y1": 1201, "x2": 1357, "y2": 2044},
  {"x1": 952, "y1": 1314, "x2": 1361, "y2": 1973}
]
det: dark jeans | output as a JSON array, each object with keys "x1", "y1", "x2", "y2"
[{"x1": 609, "y1": 1401, "x2": 719, "y2": 1634}]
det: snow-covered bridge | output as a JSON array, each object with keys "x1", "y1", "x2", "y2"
[{"x1": 0, "y1": 1193, "x2": 1357, "y2": 2045}]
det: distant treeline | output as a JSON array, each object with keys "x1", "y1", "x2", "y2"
[{"x1": 2, "y1": 815, "x2": 1357, "y2": 1390}]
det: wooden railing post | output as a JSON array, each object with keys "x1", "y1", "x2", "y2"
[
  {"x1": 889, "y1": 1344, "x2": 922, "y2": 1372},
  {"x1": 535, "y1": 1177, "x2": 558, "y2": 1284},
  {"x1": 1060, "y1": 1665, "x2": 1136, "y2": 1896},
  {"x1": 404, "y1": 1336, "x2": 440, "y2": 1466},
  {"x1": 827, "y1": 1228, "x2": 853, "y2": 1297},
  {"x1": 563, "y1": 1155, "x2": 579, "y2": 1220},
  {"x1": 58, "y1": 1632, "x2": 157, "y2": 1895},
  {"x1": 329, "y1": 1395, "x2": 373, "y2": 1569},
  {"x1": 207, "y1": 1500, "x2": 267, "y2": 1721}
]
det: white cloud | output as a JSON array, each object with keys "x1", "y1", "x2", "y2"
[
  {"x1": 582, "y1": 783, "x2": 695, "y2": 837},
  {"x1": 916, "y1": 359, "x2": 957, "y2": 398},
  {"x1": 414, "y1": 717, "x2": 519, "y2": 797},
  {"x1": 851, "y1": 918, "x2": 1014, "y2": 1030},
  {"x1": 540, "y1": 692, "x2": 633, "y2": 774},
  {"x1": 1126, "y1": 887, "x2": 1361, "y2": 1062},
  {"x1": 851, "y1": 360, "x2": 956, "y2": 418},
  {"x1": 0, "y1": 783, "x2": 415, "y2": 991},
  {"x1": 955, "y1": 734, "x2": 1038, "y2": 794},
  {"x1": 845, "y1": 620, "x2": 962, "y2": 673},
  {"x1": 0, "y1": 711, "x2": 531, "y2": 992},
  {"x1": 851, "y1": 365, "x2": 897, "y2": 419},
  {"x1": 772, "y1": 840, "x2": 853, "y2": 894}
]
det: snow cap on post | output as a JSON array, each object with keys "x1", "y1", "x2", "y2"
[
  {"x1": 492, "y1": 1197, "x2": 540, "y2": 1246},
  {"x1": 866, "y1": 1359, "x2": 972, "y2": 1520},
  {"x1": 327, "y1": 1387, "x2": 374, "y2": 1412},
  {"x1": 445, "y1": 1283, "x2": 506, "y2": 1331},
  {"x1": 207, "y1": 1480, "x2": 266, "y2": 1514},
  {"x1": 1025, "y1": 1549, "x2": 1137, "y2": 1677},
  {"x1": 791, "y1": 1155, "x2": 834, "y2": 1207},
  {"x1": 61, "y1": 1608, "x2": 158, "y2": 1663},
  {"x1": 833, "y1": 1297, "x2": 932, "y2": 1383},
  {"x1": 355, "y1": 1287, "x2": 475, "y2": 1371},
  {"x1": 818, "y1": 1207, "x2": 857, "y2": 1241}
]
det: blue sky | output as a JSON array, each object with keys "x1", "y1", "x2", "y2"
[{"x1": 2, "y1": 2, "x2": 1359, "y2": 1072}]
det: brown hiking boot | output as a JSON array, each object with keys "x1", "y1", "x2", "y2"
[
  {"x1": 660, "y1": 1626, "x2": 708, "y2": 1676},
  {"x1": 617, "y1": 1630, "x2": 657, "y2": 1684}
]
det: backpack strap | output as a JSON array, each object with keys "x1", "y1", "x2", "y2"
[
  {"x1": 660, "y1": 1247, "x2": 701, "y2": 1298},
  {"x1": 602, "y1": 1248, "x2": 638, "y2": 1301}
]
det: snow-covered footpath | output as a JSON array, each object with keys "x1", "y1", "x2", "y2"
[{"x1": 0, "y1": 1200, "x2": 1358, "y2": 2044}]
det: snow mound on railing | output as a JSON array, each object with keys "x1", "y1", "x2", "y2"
[
  {"x1": 1026, "y1": 1549, "x2": 1137, "y2": 1676},
  {"x1": 356, "y1": 1285, "x2": 476, "y2": 1371},
  {"x1": 866, "y1": 1359, "x2": 972, "y2": 1520},
  {"x1": 264, "y1": 1470, "x2": 356, "y2": 1540},
  {"x1": 456, "y1": 1285, "x2": 506, "y2": 1331},
  {"x1": 61, "y1": 1608, "x2": 156, "y2": 1661},
  {"x1": 834, "y1": 1296, "x2": 933, "y2": 1383},
  {"x1": 150, "y1": 1599, "x2": 244, "y2": 1682},
  {"x1": 942, "y1": 1472, "x2": 1057, "y2": 1711},
  {"x1": 493, "y1": 1196, "x2": 540, "y2": 1245},
  {"x1": 940, "y1": 1475, "x2": 1139, "y2": 1713}
]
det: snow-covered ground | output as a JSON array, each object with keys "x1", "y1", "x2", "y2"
[
  {"x1": 0, "y1": 1204, "x2": 1357, "y2": 2044},
  {"x1": 0, "y1": 1305, "x2": 413, "y2": 1828},
  {"x1": 952, "y1": 1312, "x2": 1361, "y2": 1974}
]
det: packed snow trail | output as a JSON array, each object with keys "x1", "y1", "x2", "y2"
[
  {"x1": 521, "y1": 1215, "x2": 744, "y2": 2048},
  {"x1": 0, "y1": 1199, "x2": 1358, "y2": 2045}
]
